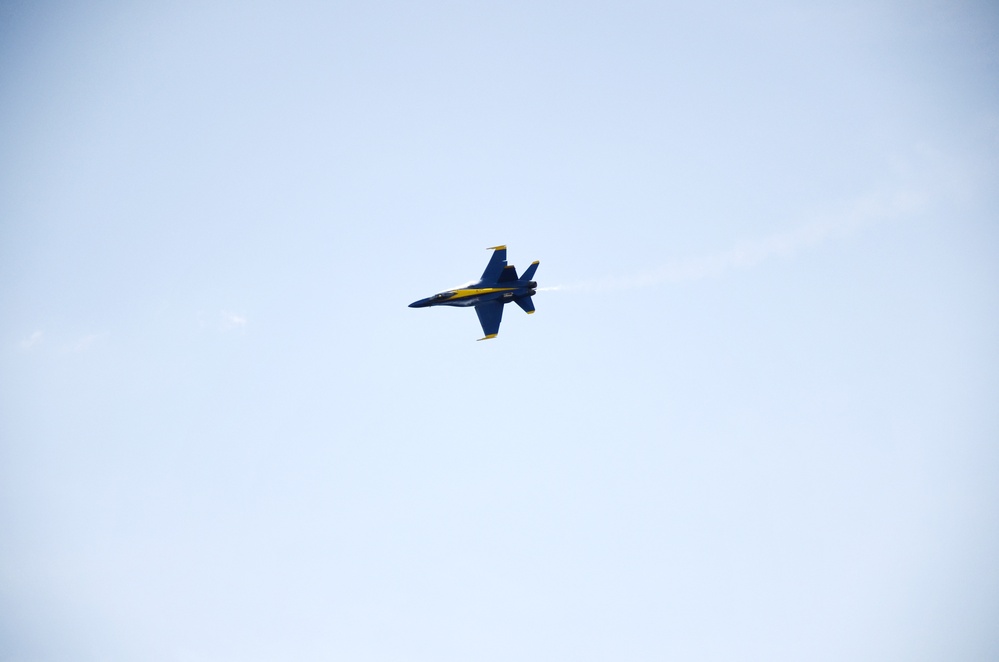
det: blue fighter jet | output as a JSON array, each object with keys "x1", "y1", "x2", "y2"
[{"x1": 409, "y1": 245, "x2": 539, "y2": 340}]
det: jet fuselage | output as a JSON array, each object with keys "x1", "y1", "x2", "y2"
[
  {"x1": 408, "y1": 245, "x2": 539, "y2": 340},
  {"x1": 408, "y1": 283, "x2": 537, "y2": 309}
]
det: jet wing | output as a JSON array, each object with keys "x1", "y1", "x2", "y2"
[
  {"x1": 478, "y1": 245, "x2": 508, "y2": 284},
  {"x1": 474, "y1": 301, "x2": 503, "y2": 340}
]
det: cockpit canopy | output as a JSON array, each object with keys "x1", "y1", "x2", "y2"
[{"x1": 431, "y1": 291, "x2": 457, "y2": 301}]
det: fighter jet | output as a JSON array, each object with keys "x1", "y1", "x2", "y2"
[{"x1": 409, "y1": 245, "x2": 539, "y2": 340}]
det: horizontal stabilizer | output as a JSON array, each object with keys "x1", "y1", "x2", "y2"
[
  {"x1": 521, "y1": 260, "x2": 540, "y2": 282},
  {"x1": 515, "y1": 296, "x2": 535, "y2": 314}
]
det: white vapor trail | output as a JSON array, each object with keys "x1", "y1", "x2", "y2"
[{"x1": 548, "y1": 188, "x2": 930, "y2": 293}]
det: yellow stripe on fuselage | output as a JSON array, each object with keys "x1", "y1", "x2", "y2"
[{"x1": 450, "y1": 287, "x2": 516, "y2": 299}]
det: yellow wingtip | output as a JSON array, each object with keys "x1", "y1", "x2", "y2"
[
  {"x1": 526, "y1": 310, "x2": 535, "y2": 314},
  {"x1": 477, "y1": 334, "x2": 498, "y2": 341},
  {"x1": 486, "y1": 245, "x2": 507, "y2": 250}
]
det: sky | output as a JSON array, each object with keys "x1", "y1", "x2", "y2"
[{"x1": 1, "y1": 1, "x2": 998, "y2": 660}]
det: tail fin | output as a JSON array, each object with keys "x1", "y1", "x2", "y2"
[
  {"x1": 521, "y1": 260, "x2": 539, "y2": 281},
  {"x1": 497, "y1": 264, "x2": 519, "y2": 283}
]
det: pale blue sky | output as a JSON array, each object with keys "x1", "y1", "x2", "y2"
[{"x1": 2, "y1": 1, "x2": 998, "y2": 660}]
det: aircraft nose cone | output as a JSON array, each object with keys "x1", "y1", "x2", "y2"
[{"x1": 409, "y1": 299, "x2": 426, "y2": 308}]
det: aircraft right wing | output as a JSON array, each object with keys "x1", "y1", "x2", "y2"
[{"x1": 474, "y1": 301, "x2": 503, "y2": 340}]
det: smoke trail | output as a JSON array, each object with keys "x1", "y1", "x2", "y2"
[{"x1": 546, "y1": 188, "x2": 929, "y2": 293}]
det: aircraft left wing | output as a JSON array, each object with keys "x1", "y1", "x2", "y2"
[
  {"x1": 478, "y1": 245, "x2": 508, "y2": 284},
  {"x1": 474, "y1": 301, "x2": 503, "y2": 340}
]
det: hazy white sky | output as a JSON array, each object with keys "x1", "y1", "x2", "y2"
[{"x1": 2, "y1": 1, "x2": 998, "y2": 660}]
